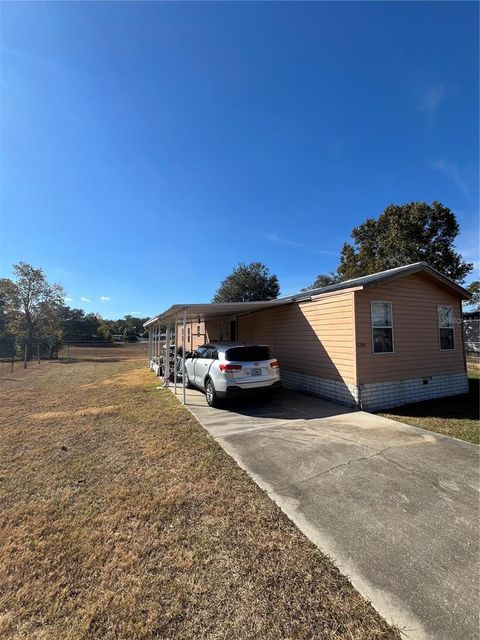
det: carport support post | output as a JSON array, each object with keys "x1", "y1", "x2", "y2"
[
  {"x1": 182, "y1": 308, "x2": 186, "y2": 404},
  {"x1": 154, "y1": 325, "x2": 158, "y2": 373},
  {"x1": 152, "y1": 326, "x2": 155, "y2": 369},
  {"x1": 156, "y1": 324, "x2": 162, "y2": 376},
  {"x1": 165, "y1": 322, "x2": 170, "y2": 387},
  {"x1": 173, "y1": 316, "x2": 178, "y2": 394}
]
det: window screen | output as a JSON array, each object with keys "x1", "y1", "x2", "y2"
[
  {"x1": 438, "y1": 306, "x2": 455, "y2": 350},
  {"x1": 371, "y1": 302, "x2": 393, "y2": 353}
]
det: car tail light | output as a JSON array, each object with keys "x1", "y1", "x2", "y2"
[
  {"x1": 270, "y1": 360, "x2": 279, "y2": 368},
  {"x1": 219, "y1": 364, "x2": 242, "y2": 372}
]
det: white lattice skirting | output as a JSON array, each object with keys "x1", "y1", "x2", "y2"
[{"x1": 281, "y1": 369, "x2": 469, "y2": 411}]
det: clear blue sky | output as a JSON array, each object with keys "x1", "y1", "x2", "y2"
[{"x1": 1, "y1": 1, "x2": 478, "y2": 319}]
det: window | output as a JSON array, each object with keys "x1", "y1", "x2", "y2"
[
  {"x1": 371, "y1": 302, "x2": 394, "y2": 353},
  {"x1": 194, "y1": 346, "x2": 208, "y2": 359},
  {"x1": 187, "y1": 327, "x2": 191, "y2": 342},
  {"x1": 438, "y1": 306, "x2": 455, "y2": 350},
  {"x1": 202, "y1": 348, "x2": 218, "y2": 360}
]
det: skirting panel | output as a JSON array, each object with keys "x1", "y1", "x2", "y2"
[
  {"x1": 281, "y1": 369, "x2": 469, "y2": 412},
  {"x1": 359, "y1": 372, "x2": 469, "y2": 411},
  {"x1": 281, "y1": 369, "x2": 360, "y2": 407}
]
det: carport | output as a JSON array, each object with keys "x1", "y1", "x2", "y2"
[
  {"x1": 144, "y1": 264, "x2": 470, "y2": 411},
  {"x1": 143, "y1": 300, "x2": 290, "y2": 403}
]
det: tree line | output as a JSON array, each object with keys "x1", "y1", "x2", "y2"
[
  {"x1": 0, "y1": 263, "x2": 149, "y2": 359},
  {"x1": 1, "y1": 200, "x2": 477, "y2": 359}
]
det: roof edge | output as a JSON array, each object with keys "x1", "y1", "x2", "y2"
[
  {"x1": 144, "y1": 262, "x2": 471, "y2": 326},
  {"x1": 293, "y1": 262, "x2": 471, "y2": 300}
]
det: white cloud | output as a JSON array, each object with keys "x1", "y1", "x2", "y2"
[
  {"x1": 266, "y1": 233, "x2": 308, "y2": 248},
  {"x1": 431, "y1": 159, "x2": 470, "y2": 195},
  {"x1": 418, "y1": 83, "x2": 447, "y2": 113},
  {"x1": 127, "y1": 311, "x2": 140, "y2": 316},
  {"x1": 80, "y1": 296, "x2": 91, "y2": 302},
  {"x1": 265, "y1": 233, "x2": 337, "y2": 255},
  {"x1": 99, "y1": 296, "x2": 110, "y2": 301},
  {"x1": 64, "y1": 297, "x2": 73, "y2": 302}
]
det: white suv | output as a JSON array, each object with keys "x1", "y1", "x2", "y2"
[{"x1": 184, "y1": 343, "x2": 281, "y2": 407}]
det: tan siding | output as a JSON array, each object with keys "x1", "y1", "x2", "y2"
[
  {"x1": 355, "y1": 273, "x2": 466, "y2": 384},
  {"x1": 238, "y1": 314, "x2": 253, "y2": 342},
  {"x1": 176, "y1": 321, "x2": 207, "y2": 351},
  {"x1": 177, "y1": 317, "x2": 239, "y2": 349},
  {"x1": 238, "y1": 292, "x2": 356, "y2": 384}
]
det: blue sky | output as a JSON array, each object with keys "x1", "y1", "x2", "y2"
[{"x1": 1, "y1": 1, "x2": 478, "y2": 319}]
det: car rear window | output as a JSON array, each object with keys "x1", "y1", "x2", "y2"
[{"x1": 225, "y1": 346, "x2": 273, "y2": 362}]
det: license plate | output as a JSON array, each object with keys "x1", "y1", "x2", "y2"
[{"x1": 250, "y1": 368, "x2": 262, "y2": 376}]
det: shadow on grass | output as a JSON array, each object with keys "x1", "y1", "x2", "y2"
[{"x1": 385, "y1": 378, "x2": 479, "y2": 422}]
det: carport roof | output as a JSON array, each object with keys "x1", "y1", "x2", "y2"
[
  {"x1": 143, "y1": 299, "x2": 292, "y2": 327},
  {"x1": 144, "y1": 262, "x2": 471, "y2": 327}
]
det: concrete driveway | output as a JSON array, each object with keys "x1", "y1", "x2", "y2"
[{"x1": 168, "y1": 384, "x2": 479, "y2": 640}]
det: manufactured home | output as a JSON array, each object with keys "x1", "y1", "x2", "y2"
[{"x1": 145, "y1": 262, "x2": 471, "y2": 411}]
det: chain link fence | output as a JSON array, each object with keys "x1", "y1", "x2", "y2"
[{"x1": 0, "y1": 338, "x2": 148, "y2": 374}]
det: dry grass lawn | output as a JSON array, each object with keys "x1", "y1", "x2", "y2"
[{"x1": 0, "y1": 347, "x2": 397, "y2": 640}]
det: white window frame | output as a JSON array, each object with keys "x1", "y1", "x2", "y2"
[
  {"x1": 437, "y1": 305, "x2": 455, "y2": 351},
  {"x1": 371, "y1": 301, "x2": 394, "y2": 355}
]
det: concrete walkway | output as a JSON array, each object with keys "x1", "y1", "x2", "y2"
[{"x1": 168, "y1": 384, "x2": 479, "y2": 640}]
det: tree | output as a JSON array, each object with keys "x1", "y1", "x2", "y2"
[
  {"x1": 212, "y1": 262, "x2": 280, "y2": 302},
  {"x1": 0, "y1": 262, "x2": 65, "y2": 352},
  {"x1": 96, "y1": 318, "x2": 112, "y2": 341},
  {"x1": 302, "y1": 272, "x2": 340, "y2": 291},
  {"x1": 466, "y1": 281, "x2": 480, "y2": 309},
  {"x1": 337, "y1": 202, "x2": 473, "y2": 283}
]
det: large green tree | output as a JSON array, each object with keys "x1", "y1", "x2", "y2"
[
  {"x1": 0, "y1": 262, "x2": 65, "y2": 350},
  {"x1": 466, "y1": 281, "x2": 479, "y2": 309},
  {"x1": 336, "y1": 202, "x2": 472, "y2": 283},
  {"x1": 213, "y1": 262, "x2": 280, "y2": 302}
]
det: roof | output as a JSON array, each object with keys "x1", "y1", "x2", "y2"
[
  {"x1": 144, "y1": 262, "x2": 471, "y2": 326},
  {"x1": 143, "y1": 300, "x2": 289, "y2": 327},
  {"x1": 294, "y1": 262, "x2": 471, "y2": 300}
]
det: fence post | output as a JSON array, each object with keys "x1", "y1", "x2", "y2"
[
  {"x1": 37, "y1": 344, "x2": 40, "y2": 364},
  {"x1": 24, "y1": 344, "x2": 28, "y2": 369}
]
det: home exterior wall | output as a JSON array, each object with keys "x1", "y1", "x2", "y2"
[
  {"x1": 176, "y1": 320, "x2": 207, "y2": 352},
  {"x1": 238, "y1": 291, "x2": 359, "y2": 406},
  {"x1": 175, "y1": 317, "x2": 237, "y2": 351},
  {"x1": 167, "y1": 271, "x2": 468, "y2": 411},
  {"x1": 354, "y1": 273, "x2": 468, "y2": 410}
]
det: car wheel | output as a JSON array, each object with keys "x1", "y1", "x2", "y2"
[{"x1": 205, "y1": 379, "x2": 219, "y2": 407}]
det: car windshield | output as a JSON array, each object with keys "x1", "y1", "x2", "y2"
[{"x1": 225, "y1": 346, "x2": 273, "y2": 362}]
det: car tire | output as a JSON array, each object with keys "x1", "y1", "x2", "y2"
[{"x1": 205, "y1": 378, "x2": 219, "y2": 408}]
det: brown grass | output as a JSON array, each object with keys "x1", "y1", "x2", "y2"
[{"x1": 0, "y1": 346, "x2": 397, "y2": 640}]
